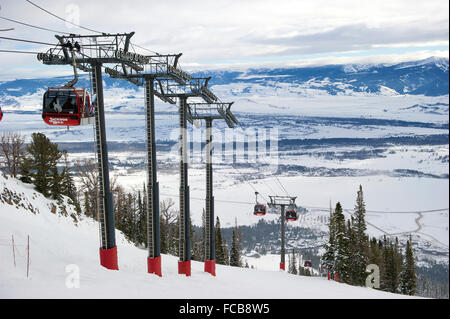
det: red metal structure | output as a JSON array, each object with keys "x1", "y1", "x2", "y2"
[{"x1": 42, "y1": 88, "x2": 94, "y2": 126}]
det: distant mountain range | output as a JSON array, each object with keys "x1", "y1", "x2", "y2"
[
  {"x1": 194, "y1": 56, "x2": 449, "y2": 96},
  {"x1": 0, "y1": 57, "x2": 448, "y2": 100}
]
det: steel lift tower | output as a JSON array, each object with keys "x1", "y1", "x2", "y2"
[
  {"x1": 37, "y1": 32, "x2": 147, "y2": 270},
  {"x1": 267, "y1": 195, "x2": 297, "y2": 271},
  {"x1": 105, "y1": 54, "x2": 193, "y2": 276},
  {"x1": 153, "y1": 78, "x2": 219, "y2": 276},
  {"x1": 186, "y1": 102, "x2": 238, "y2": 276}
]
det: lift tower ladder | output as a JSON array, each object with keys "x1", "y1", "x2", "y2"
[
  {"x1": 37, "y1": 32, "x2": 146, "y2": 270},
  {"x1": 187, "y1": 102, "x2": 238, "y2": 276},
  {"x1": 267, "y1": 195, "x2": 297, "y2": 271}
]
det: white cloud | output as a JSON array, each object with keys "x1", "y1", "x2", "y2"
[{"x1": 0, "y1": 0, "x2": 448, "y2": 78}]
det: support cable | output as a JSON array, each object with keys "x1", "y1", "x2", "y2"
[
  {"x1": 25, "y1": 0, "x2": 103, "y2": 34},
  {"x1": 274, "y1": 175, "x2": 290, "y2": 197},
  {"x1": 0, "y1": 35, "x2": 57, "y2": 46},
  {"x1": 0, "y1": 49, "x2": 38, "y2": 54},
  {"x1": 0, "y1": 15, "x2": 72, "y2": 35},
  {"x1": 228, "y1": 164, "x2": 270, "y2": 203},
  {"x1": 23, "y1": 1, "x2": 160, "y2": 56}
]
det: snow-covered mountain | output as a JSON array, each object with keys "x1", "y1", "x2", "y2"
[
  {"x1": 194, "y1": 57, "x2": 449, "y2": 97},
  {"x1": 0, "y1": 173, "x2": 414, "y2": 298},
  {"x1": 0, "y1": 57, "x2": 448, "y2": 107}
]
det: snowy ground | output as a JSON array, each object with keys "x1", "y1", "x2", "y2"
[{"x1": 0, "y1": 174, "x2": 416, "y2": 299}]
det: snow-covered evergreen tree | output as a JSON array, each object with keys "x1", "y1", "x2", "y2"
[
  {"x1": 230, "y1": 219, "x2": 242, "y2": 267},
  {"x1": 334, "y1": 202, "x2": 352, "y2": 283},
  {"x1": 321, "y1": 203, "x2": 337, "y2": 277},
  {"x1": 215, "y1": 216, "x2": 228, "y2": 265},
  {"x1": 289, "y1": 248, "x2": 297, "y2": 274},
  {"x1": 351, "y1": 185, "x2": 369, "y2": 286},
  {"x1": 400, "y1": 236, "x2": 417, "y2": 295}
]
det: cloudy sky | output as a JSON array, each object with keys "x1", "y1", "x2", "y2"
[{"x1": 0, "y1": 0, "x2": 448, "y2": 79}]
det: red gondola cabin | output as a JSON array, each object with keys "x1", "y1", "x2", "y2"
[
  {"x1": 0, "y1": 107, "x2": 3, "y2": 122},
  {"x1": 254, "y1": 204, "x2": 266, "y2": 216},
  {"x1": 42, "y1": 88, "x2": 94, "y2": 126},
  {"x1": 286, "y1": 209, "x2": 298, "y2": 221},
  {"x1": 304, "y1": 260, "x2": 312, "y2": 268}
]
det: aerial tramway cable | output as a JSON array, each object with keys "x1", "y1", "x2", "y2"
[
  {"x1": 23, "y1": 0, "x2": 160, "y2": 56},
  {"x1": 0, "y1": 49, "x2": 38, "y2": 54},
  {"x1": 25, "y1": 0, "x2": 103, "y2": 34},
  {"x1": 0, "y1": 16, "x2": 71, "y2": 35},
  {"x1": 0, "y1": 35, "x2": 57, "y2": 46}
]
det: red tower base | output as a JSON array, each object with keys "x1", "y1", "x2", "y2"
[
  {"x1": 280, "y1": 262, "x2": 285, "y2": 271},
  {"x1": 147, "y1": 256, "x2": 162, "y2": 277},
  {"x1": 178, "y1": 260, "x2": 191, "y2": 276},
  {"x1": 204, "y1": 259, "x2": 216, "y2": 276},
  {"x1": 99, "y1": 246, "x2": 119, "y2": 270}
]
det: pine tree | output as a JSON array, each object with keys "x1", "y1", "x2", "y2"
[
  {"x1": 135, "y1": 190, "x2": 146, "y2": 246},
  {"x1": 222, "y1": 238, "x2": 230, "y2": 265},
  {"x1": 321, "y1": 203, "x2": 337, "y2": 278},
  {"x1": 215, "y1": 216, "x2": 227, "y2": 265},
  {"x1": 347, "y1": 218, "x2": 357, "y2": 284},
  {"x1": 393, "y1": 237, "x2": 403, "y2": 289},
  {"x1": 368, "y1": 237, "x2": 382, "y2": 267},
  {"x1": 61, "y1": 151, "x2": 78, "y2": 201},
  {"x1": 380, "y1": 236, "x2": 398, "y2": 293},
  {"x1": 400, "y1": 236, "x2": 417, "y2": 295},
  {"x1": 230, "y1": 219, "x2": 242, "y2": 267},
  {"x1": 352, "y1": 185, "x2": 369, "y2": 286},
  {"x1": 298, "y1": 263, "x2": 305, "y2": 276},
  {"x1": 334, "y1": 202, "x2": 352, "y2": 283},
  {"x1": 21, "y1": 133, "x2": 63, "y2": 198},
  {"x1": 168, "y1": 216, "x2": 179, "y2": 256},
  {"x1": 190, "y1": 216, "x2": 202, "y2": 262},
  {"x1": 83, "y1": 191, "x2": 91, "y2": 217},
  {"x1": 49, "y1": 166, "x2": 63, "y2": 201},
  {"x1": 289, "y1": 248, "x2": 298, "y2": 275}
]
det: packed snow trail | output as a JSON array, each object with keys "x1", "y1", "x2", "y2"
[{"x1": 0, "y1": 174, "x2": 417, "y2": 298}]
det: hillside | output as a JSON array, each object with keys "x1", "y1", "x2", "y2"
[{"x1": 0, "y1": 173, "x2": 416, "y2": 299}]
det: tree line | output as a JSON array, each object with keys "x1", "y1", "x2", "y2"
[
  {"x1": 321, "y1": 185, "x2": 417, "y2": 296},
  {"x1": 1, "y1": 132, "x2": 80, "y2": 212},
  {"x1": 1, "y1": 132, "x2": 245, "y2": 268}
]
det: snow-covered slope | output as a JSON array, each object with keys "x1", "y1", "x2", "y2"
[{"x1": 0, "y1": 173, "x2": 416, "y2": 299}]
